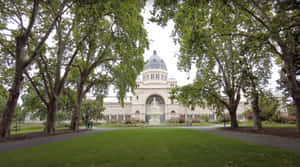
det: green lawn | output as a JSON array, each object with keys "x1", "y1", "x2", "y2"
[
  {"x1": 95, "y1": 122, "x2": 216, "y2": 128},
  {"x1": 1, "y1": 129, "x2": 299, "y2": 167},
  {"x1": 11, "y1": 123, "x2": 68, "y2": 134},
  {"x1": 238, "y1": 121, "x2": 296, "y2": 128}
]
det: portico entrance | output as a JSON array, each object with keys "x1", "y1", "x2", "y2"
[{"x1": 145, "y1": 95, "x2": 165, "y2": 124}]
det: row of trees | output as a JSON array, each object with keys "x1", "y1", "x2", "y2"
[
  {"x1": 152, "y1": 0, "x2": 299, "y2": 132},
  {"x1": 0, "y1": 0, "x2": 148, "y2": 138}
]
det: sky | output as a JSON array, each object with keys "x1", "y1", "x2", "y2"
[{"x1": 141, "y1": 1, "x2": 196, "y2": 86}]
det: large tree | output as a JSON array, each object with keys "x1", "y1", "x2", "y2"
[
  {"x1": 153, "y1": 1, "x2": 248, "y2": 127},
  {"x1": 151, "y1": 0, "x2": 299, "y2": 131},
  {"x1": 24, "y1": 8, "x2": 85, "y2": 133},
  {"x1": 229, "y1": 0, "x2": 300, "y2": 133},
  {"x1": 69, "y1": 0, "x2": 148, "y2": 131},
  {"x1": 240, "y1": 40, "x2": 272, "y2": 130},
  {"x1": 0, "y1": 0, "x2": 70, "y2": 137}
]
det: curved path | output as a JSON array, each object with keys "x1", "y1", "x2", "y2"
[{"x1": 1, "y1": 126, "x2": 300, "y2": 153}]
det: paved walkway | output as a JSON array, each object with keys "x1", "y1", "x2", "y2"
[{"x1": 1, "y1": 126, "x2": 300, "y2": 153}]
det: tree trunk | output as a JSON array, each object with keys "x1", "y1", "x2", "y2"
[
  {"x1": 284, "y1": 58, "x2": 300, "y2": 134},
  {"x1": 229, "y1": 109, "x2": 239, "y2": 128},
  {"x1": 252, "y1": 93, "x2": 262, "y2": 130},
  {"x1": 0, "y1": 36, "x2": 26, "y2": 138},
  {"x1": 294, "y1": 97, "x2": 300, "y2": 134},
  {"x1": 70, "y1": 98, "x2": 83, "y2": 132},
  {"x1": 0, "y1": 72, "x2": 23, "y2": 138},
  {"x1": 228, "y1": 98, "x2": 239, "y2": 128},
  {"x1": 253, "y1": 110, "x2": 262, "y2": 130},
  {"x1": 71, "y1": 82, "x2": 84, "y2": 132},
  {"x1": 45, "y1": 98, "x2": 57, "y2": 134}
]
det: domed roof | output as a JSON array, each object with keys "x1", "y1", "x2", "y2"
[{"x1": 144, "y1": 50, "x2": 167, "y2": 71}]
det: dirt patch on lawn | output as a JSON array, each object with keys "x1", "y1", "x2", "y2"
[
  {"x1": 220, "y1": 127, "x2": 300, "y2": 139},
  {"x1": 0, "y1": 129, "x2": 91, "y2": 143}
]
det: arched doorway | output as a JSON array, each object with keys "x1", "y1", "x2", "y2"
[{"x1": 145, "y1": 95, "x2": 165, "y2": 124}]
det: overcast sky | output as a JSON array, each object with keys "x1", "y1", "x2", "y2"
[{"x1": 141, "y1": 1, "x2": 196, "y2": 86}]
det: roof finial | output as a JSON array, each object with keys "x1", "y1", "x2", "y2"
[{"x1": 153, "y1": 50, "x2": 157, "y2": 55}]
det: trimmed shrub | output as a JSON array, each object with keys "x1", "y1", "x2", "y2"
[
  {"x1": 200, "y1": 115, "x2": 209, "y2": 122},
  {"x1": 217, "y1": 114, "x2": 230, "y2": 123},
  {"x1": 192, "y1": 119, "x2": 200, "y2": 123}
]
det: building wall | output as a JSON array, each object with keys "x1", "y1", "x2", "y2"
[{"x1": 103, "y1": 80, "x2": 250, "y2": 123}]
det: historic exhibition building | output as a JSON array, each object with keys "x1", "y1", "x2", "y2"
[{"x1": 102, "y1": 51, "x2": 249, "y2": 124}]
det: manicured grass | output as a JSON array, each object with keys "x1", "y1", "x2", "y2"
[
  {"x1": 95, "y1": 123, "x2": 145, "y2": 127},
  {"x1": 1, "y1": 129, "x2": 300, "y2": 167},
  {"x1": 238, "y1": 121, "x2": 296, "y2": 128},
  {"x1": 95, "y1": 122, "x2": 216, "y2": 128},
  {"x1": 11, "y1": 123, "x2": 68, "y2": 134}
]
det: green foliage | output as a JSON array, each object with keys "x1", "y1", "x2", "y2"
[
  {"x1": 0, "y1": 85, "x2": 8, "y2": 118},
  {"x1": 156, "y1": 1, "x2": 254, "y2": 127},
  {"x1": 69, "y1": 0, "x2": 148, "y2": 108},
  {"x1": 242, "y1": 109, "x2": 252, "y2": 117},
  {"x1": 21, "y1": 88, "x2": 47, "y2": 120},
  {"x1": 169, "y1": 85, "x2": 203, "y2": 110},
  {"x1": 80, "y1": 98, "x2": 105, "y2": 125},
  {"x1": 58, "y1": 88, "x2": 75, "y2": 117},
  {"x1": 56, "y1": 112, "x2": 69, "y2": 122},
  {"x1": 217, "y1": 114, "x2": 231, "y2": 123},
  {"x1": 259, "y1": 92, "x2": 280, "y2": 121},
  {"x1": 288, "y1": 104, "x2": 296, "y2": 116},
  {"x1": 151, "y1": 0, "x2": 300, "y2": 128},
  {"x1": 200, "y1": 114, "x2": 209, "y2": 122},
  {"x1": 14, "y1": 104, "x2": 26, "y2": 121},
  {"x1": 242, "y1": 93, "x2": 282, "y2": 122}
]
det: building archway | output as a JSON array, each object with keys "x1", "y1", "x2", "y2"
[{"x1": 145, "y1": 95, "x2": 165, "y2": 124}]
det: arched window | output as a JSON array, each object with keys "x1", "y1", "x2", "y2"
[
  {"x1": 171, "y1": 110, "x2": 176, "y2": 114},
  {"x1": 135, "y1": 110, "x2": 140, "y2": 115}
]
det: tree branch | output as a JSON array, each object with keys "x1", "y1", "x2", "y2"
[
  {"x1": 39, "y1": 54, "x2": 55, "y2": 93},
  {"x1": 236, "y1": 3, "x2": 271, "y2": 32},
  {"x1": 23, "y1": 0, "x2": 69, "y2": 68},
  {"x1": 0, "y1": 40, "x2": 15, "y2": 58},
  {"x1": 37, "y1": 60, "x2": 52, "y2": 99},
  {"x1": 24, "y1": 0, "x2": 40, "y2": 39},
  {"x1": 209, "y1": 92, "x2": 230, "y2": 110},
  {"x1": 24, "y1": 70, "x2": 49, "y2": 106}
]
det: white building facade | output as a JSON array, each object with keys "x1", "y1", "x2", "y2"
[{"x1": 103, "y1": 51, "x2": 249, "y2": 124}]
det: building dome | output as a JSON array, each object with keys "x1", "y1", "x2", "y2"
[{"x1": 144, "y1": 50, "x2": 167, "y2": 71}]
